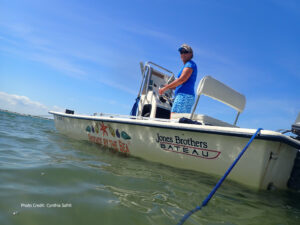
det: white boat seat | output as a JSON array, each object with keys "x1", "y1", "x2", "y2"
[
  {"x1": 191, "y1": 76, "x2": 246, "y2": 126},
  {"x1": 172, "y1": 113, "x2": 237, "y2": 127},
  {"x1": 196, "y1": 76, "x2": 246, "y2": 113}
]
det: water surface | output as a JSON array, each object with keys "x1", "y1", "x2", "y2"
[{"x1": 0, "y1": 110, "x2": 299, "y2": 225}]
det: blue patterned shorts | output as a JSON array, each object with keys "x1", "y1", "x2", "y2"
[{"x1": 171, "y1": 93, "x2": 195, "y2": 113}]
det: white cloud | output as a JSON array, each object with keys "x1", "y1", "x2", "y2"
[
  {"x1": 30, "y1": 54, "x2": 87, "y2": 78},
  {"x1": 97, "y1": 78, "x2": 137, "y2": 95},
  {"x1": 246, "y1": 98, "x2": 300, "y2": 116},
  {"x1": 0, "y1": 92, "x2": 63, "y2": 116},
  {"x1": 239, "y1": 97, "x2": 300, "y2": 130},
  {"x1": 122, "y1": 25, "x2": 175, "y2": 42}
]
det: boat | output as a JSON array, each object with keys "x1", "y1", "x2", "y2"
[{"x1": 49, "y1": 61, "x2": 300, "y2": 190}]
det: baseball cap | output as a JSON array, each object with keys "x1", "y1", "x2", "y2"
[{"x1": 178, "y1": 44, "x2": 193, "y2": 54}]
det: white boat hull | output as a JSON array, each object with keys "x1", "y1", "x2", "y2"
[{"x1": 50, "y1": 112, "x2": 299, "y2": 190}]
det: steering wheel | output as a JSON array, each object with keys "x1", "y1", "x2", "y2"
[
  {"x1": 159, "y1": 93, "x2": 173, "y2": 106},
  {"x1": 159, "y1": 95, "x2": 168, "y2": 103}
]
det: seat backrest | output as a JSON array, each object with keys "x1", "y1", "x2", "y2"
[{"x1": 197, "y1": 76, "x2": 246, "y2": 113}]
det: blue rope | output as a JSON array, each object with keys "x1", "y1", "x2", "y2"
[{"x1": 177, "y1": 128, "x2": 263, "y2": 225}]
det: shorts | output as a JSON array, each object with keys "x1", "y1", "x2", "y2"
[{"x1": 171, "y1": 93, "x2": 195, "y2": 113}]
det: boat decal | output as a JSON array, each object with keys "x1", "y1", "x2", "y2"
[
  {"x1": 159, "y1": 142, "x2": 220, "y2": 159},
  {"x1": 100, "y1": 122, "x2": 108, "y2": 136},
  {"x1": 86, "y1": 126, "x2": 91, "y2": 132},
  {"x1": 86, "y1": 121, "x2": 131, "y2": 154},
  {"x1": 121, "y1": 131, "x2": 131, "y2": 140},
  {"x1": 88, "y1": 134, "x2": 130, "y2": 153},
  {"x1": 155, "y1": 133, "x2": 220, "y2": 159},
  {"x1": 108, "y1": 124, "x2": 115, "y2": 137},
  {"x1": 116, "y1": 129, "x2": 120, "y2": 138},
  {"x1": 95, "y1": 123, "x2": 99, "y2": 134}
]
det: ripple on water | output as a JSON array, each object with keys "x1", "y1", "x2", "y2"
[{"x1": 0, "y1": 111, "x2": 300, "y2": 225}]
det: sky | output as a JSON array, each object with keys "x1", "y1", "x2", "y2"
[{"x1": 0, "y1": 0, "x2": 299, "y2": 131}]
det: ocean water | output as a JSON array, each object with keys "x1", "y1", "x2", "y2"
[{"x1": 0, "y1": 110, "x2": 299, "y2": 225}]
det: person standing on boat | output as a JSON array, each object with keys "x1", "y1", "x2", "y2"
[{"x1": 159, "y1": 44, "x2": 197, "y2": 118}]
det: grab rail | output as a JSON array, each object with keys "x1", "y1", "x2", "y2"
[
  {"x1": 137, "y1": 62, "x2": 175, "y2": 117},
  {"x1": 177, "y1": 127, "x2": 263, "y2": 225},
  {"x1": 145, "y1": 61, "x2": 174, "y2": 76},
  {"x1": 137, "y1": 65, "x2": 152, "y2": 116}
]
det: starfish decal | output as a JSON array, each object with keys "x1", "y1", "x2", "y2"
[{"x1": 100, "y1": 122, "x2": 108, "y2": 136}]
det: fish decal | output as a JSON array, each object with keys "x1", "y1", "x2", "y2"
[
  {"x1": 95, "y1": 123, "x2": 99, "y2": 134},
  {"x1": 108, "y1": 124, "x2": 115, "y2": 137},
  {"x1": 86, "y1": 126, "x2": 91, "y2": 133},
  {"x1": 116, "y1": 129, "x2": 120, "y2": 138},
  {"x1": 121, "y1": 131, "x2": 131, "y2": 140},
  {"x1": 91, "y1": 125, "x2": 95, "y2": 133}
]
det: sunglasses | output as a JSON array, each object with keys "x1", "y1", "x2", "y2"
[{"x1": 179, "y1": 49, "x2": 189, "y2": 54}]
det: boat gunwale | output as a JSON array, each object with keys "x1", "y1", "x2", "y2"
[{"x1": 49, "y1": 111, "x2": 300, "y2": 149}]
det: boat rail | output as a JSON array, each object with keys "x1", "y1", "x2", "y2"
[
  {"x1": 143, "y1": 61, "x2": 174, "y2": 75},
  {"x1": 93, "y1": 112, "x2": 172, "y2": 122}
]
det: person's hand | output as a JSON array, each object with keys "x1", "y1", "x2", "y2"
[{"x1": 159, "y1": 87, "x2": 166, "y2": 95}]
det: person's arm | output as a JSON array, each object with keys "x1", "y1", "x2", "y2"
[{"x1": 159, "y1": 67, "x2": 193, "y2": 95}]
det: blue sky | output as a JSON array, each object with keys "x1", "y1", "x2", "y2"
[{"x1": 0, "y1": 0, "x2": 299, "y2": 130}]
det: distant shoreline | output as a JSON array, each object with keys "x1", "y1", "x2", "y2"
[{"x1": 0, "y1": 108, "x2": 53, "y2": 120}]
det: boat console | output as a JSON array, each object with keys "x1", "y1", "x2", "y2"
[
  {"x1": 136, "y1": 61, "x2": 246, "y2": 127},
  {"x1": 137, "y1": 62, "x2": 175, "y2": 119}
]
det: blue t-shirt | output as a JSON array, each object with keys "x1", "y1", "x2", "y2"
[{"x1": 174, "y1": 60, "x2": 197, "y2": 96}]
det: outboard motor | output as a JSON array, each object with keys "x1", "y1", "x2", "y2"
[{"x1": 288, "y1": 113, "x2": 300, "y2": 190}]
